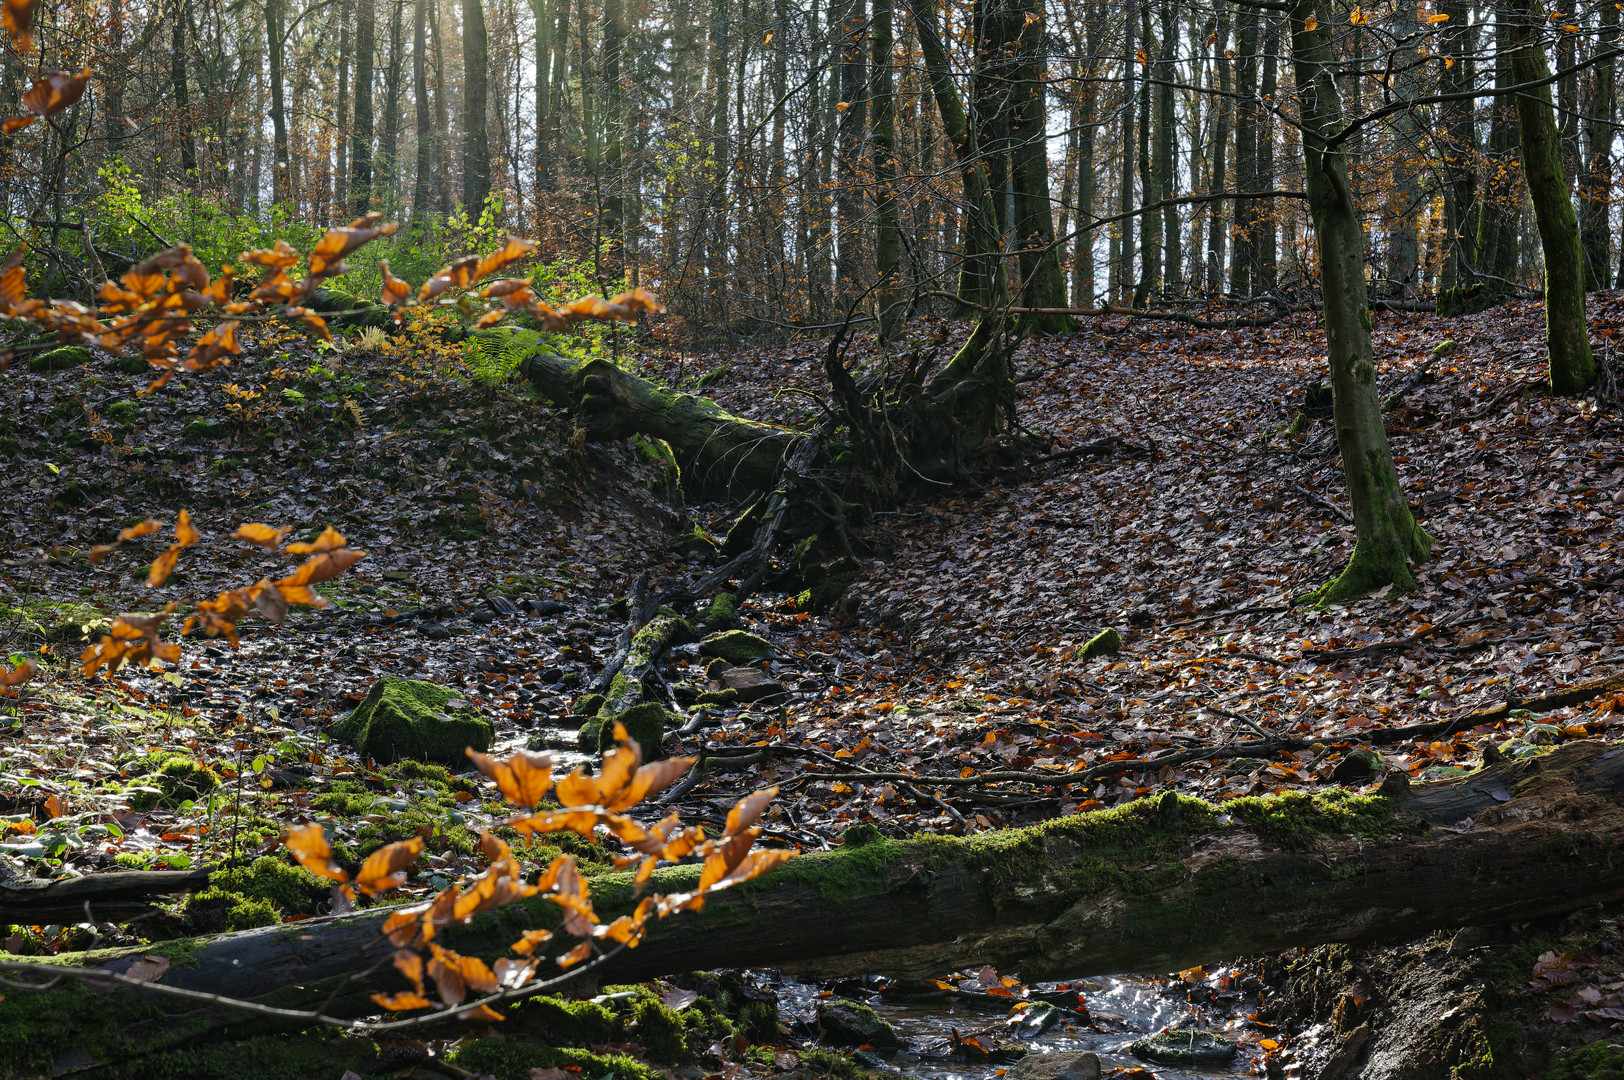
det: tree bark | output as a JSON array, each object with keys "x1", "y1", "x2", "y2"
[
  {"x1": 1580, "y1": 2, "x2": 1618, "y2": 290},
  {"x1": 461, "y1": 0, "x2": 492, "y2": 216},
  {"x1": 12, "y1": 739, "x2": 1624, "y2": 1078},
  {"x1": 1436, "y1": 0, "x2": 1477, "y2": 310},
  {"x1": 1009, "y1": 0, "x2": 1073, "y2": 330},
  {"x1": 267, "y1": 0, "x2": 293, "y2": 203},
  {"x1": 171, "y1": 0, "x2": 198, "y2": 186},
  {"x1": 1205, "y1": 1, "x2": 1230, "y2": 294},
  {"x1": 336, "y1": 0, "x2": 353, "y2": 212},
  {"x1": 1290, "y1": 0, "x2": 1432, "y2": 604},
  {"x1": 1507, "y1": 0, "x2": 1596, "y2": 394},
  {"x1": 410, "y1": 0, "x2": 433, "y2": 223},
  {"x1": 352, "y1": 0, "x2": 377, "y2": 214},
  {"x1": 871, "y1": 0, "x2": 901, "y2": 339}
]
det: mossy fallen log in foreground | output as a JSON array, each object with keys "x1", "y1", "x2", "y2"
[{"x1": 5, "y1": 740, "x2": 1624, "y2": 1077}]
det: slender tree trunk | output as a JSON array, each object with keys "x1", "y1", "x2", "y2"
[
  {"x1": 1385, "y1": 0, "x2": 1419, "y2": 297},
  {"x1": 836, "y1": 0, "x2": 868, "y2": 307},
  {"x1": 410, "y1": 0, "x2": 433, "y2": 222},
  {"x1": 378, "y1": 0, "x2": 405, "y2": 210},
  {"x1": 1132, "y1": 0, "x2": 1155, "y2": 305},
  {"x1": 1229, "y1": 3, "x2": 1258, "y2": 296},
  {"x1": 1290, "y1": 0, "x2": 1432, "y2": 604},
  {"x1": 1507, "y1": 0, "x2": 1596, "y2": 394},
  {"x1": 1010, "y1": 0, "x2": 1072, "y2": 328},
  {"x1": 602, "y1": 0, "x2": 627, "y2": 278},
  {"x1": 907, "y1": 0, "x2": 1000, "y2": 311},
  {"x1": 1580, "y1": 2, "x2": 1617, "y2": 290},
  {"x1": 1156, "y1": 0, "x2": 1179, "y2": 293},
  {"x1": 872, "y1": 0, "x2": 901, "y2": 338},
  {"x1": 531, "y1": 0, "x2": 554, "y2": 197},
  {"x1": 430, "y1": 0, "x2": 451, "y2": 215},
  {"x1": 461, "y1": 0, "x2": 492, "y2": 215},
  {"x1": 351, "y1": 0, "x2": 376, "y2": 214},
  {"x1": 337, "y1": 0, "x2": 353, "y2": 212},
  {"x1": 1205, "y1": 1, "x2": 1230, "y2": 292},
  {"x1": 267, "y1": 0, "x2": 292, "y2": 203},
  {"x1": 1254, "y1": 17, "x2": 1277, "y2": 291},
  {"x1": 1437, "y1": 0, "x2": 1477, "y2": 308},
  {"x1": 1476, "y1": 3, "x2": 1521, "y2": 299},
  {"x1": 1111, "y1": 0, "x2": 1135, "y2": 302},
  {"x1": 172, "y1": 0, "x2": 198, "y2": 186}
]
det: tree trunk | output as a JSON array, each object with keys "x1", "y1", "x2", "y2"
[
  {"x1": 461, "y1": 0, "x2": 492, "y2": 216},
  {"x1": 1475, "y1": 2, "x2": 1521, "y2": 301},
  {"x1": 12, "y1": 739, "x2": 1624, "y2": 1078},
  {"x1": 1253, "y1": 17, "x2": 1277, "y2": 292},
  {"x1": 1436, "y1": 0, "x2": 1477, "y2": 310},
  {"x1": 532, "y1": 0, "x2": 554, "y2": 196},
  {"x1": 410, "y1": 0, "x2": 433, "y2": 223},
  {"x1": 1229, "y1": 4, "x2": 1258, "y2": 297},
  {"x1": 267, "y1": 0, "x2": 292, "y2": 203},
  {"x1": 906, "y1": 0, "x2": 1000, "y2": 313},
  {"x1": 1157, "y1": 0, "x2": 1179, "y2": 293},
  {"x1": 871, "y1": 0, "x2": 901, "y2": 339},
  {"x1": 836, "y1": 0, "x2": 867, "y2": 308},
  {"x1": 1580, "y1": 2, "x2": 1618, "y2": 290},
  {"x1": 1291, "y1": 0, "x2": 1432, "y2": 605},
  {"x1": 352, "y1": 0, "x2": 377, "y2": 214},
  {"x1": 1111, "y1": 0, "x2": 1133, "y2": 302},
  {"x1": 1507, "y1": 0, "x2": 1596, "y2": 395},
  {"x1": 336, "y1": 0, "x2": 353, "y2": 213},
  {"x1": 1205, "y1": 1, "x2": 1230, "y2": 293},
  {"x1": 1010, "y1": 0, "x2": 1073, "y2": 330},
  {"x1": 171, "y1": 0, "x2": 198, "y2": 185},
  {"x1": 1385, "y1": 0, "x2": 1420, "y2": 297},
  {"x1": 378, "y1": 0, "x2": 405, "y2": 208}
]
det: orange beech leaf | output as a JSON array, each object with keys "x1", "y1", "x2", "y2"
[
  {"x1": 240, "y1": 239, "x2": 301, "y2": 269},
  {"x1": 710, "y1": 847, "x2": 797, "y2": 889},
  {"x1": 81, "y1": 609, "x2": 180, "y2": 675},
  {"x1": 2, "y1": 0, "x2": 36, "y2": 52},
  {"x1": 285, "y1": 306, "x2": 331, "y2": 341},
  {"x1": 354, "y1": 837, "x2": 425, "y2": 896},
  {"x1": 232, "y1": 522, "x2": 291, "y2": 549},
  {"x1": 510, "y1": 928, "x2": 554, "y2": 957},
  {"x1": 725, "y1": 786, "x2": 778, "y2": 836},
  {"x1": 473, "y1": 236, "x2": 537, "y2": 280},
  {"x1": 698, "y1": 831, "x2": 759, "y2": 892},
  {"x1": 275, "y1": 583, "x2": 326, "y2": 607},
  {"x1": 284, "y1": 823, "x2": 348, "y2": 883},
  {"x1": 393, "y1": 950, "x2": 426, "y2": 994},
  {"x1": 467, "y1": 747, "x2": 555, "y2": 808},
  {"x1": 474, "y1": 309, "x2": 508, "y2": 329},
  {"x1": 553, "y1": 768, "x2": 601, "y2": 809},
  {"x1": 185, "y1": 321, "x2": 241, "y2": 370},
  {"x1": 0, "y1": 657, "x2": 36, "y2": 687},
  {"x1": 371, "y1": 991, "x2": 435, "y2": 1012},
  {"x1": 559, "y1": 295, "x2": 616, "y2": 320},
  {"x1": 478, "y1": 829, "x2": 512, "y2": 866},
  {"x1": 147, "y1": 546, "x2": 181, "y2": 587},
  {"x1": 379, "y1": 259, "x2": 412, "y2": 306},
  {"x1": 493, "y1": 957, "x2": 537, "y2": 988},
  {"x1": 419, "y1": 255, "x2": 480, "y2": 301},
  {"x1": 556, "y1": 942, "x2": 593, "y2": 968},
  {"x1": 174, "y1": 509, "x2": 200, "y2": 547},
  {"x1": 201, "y1": 265, "x2": 236, "y2": 305},
  {"x1": 382, "y1": 907, "x2": 429, "y2": 948},
  {"x1": 1, "y1": 116, "x2": 35, "y2": 134},
  {"x1": 21, "y1": 68, "x2": 91, "y2": 118},
  {"x1": 88, "y1": 517, "x2": 161, "y2": 563},
  {"x1": 482, "y1": 277, "x2": 532, "y2": 298},
  {"x1": 277, "y1": 546, "x2": 365, "y2": 587},
  {"x1": 427, "y1": 945, "x2": 469, "y2": 1007},
  {"x1": 457, "y1": 1003, "x2": 505, "y2": 1022},
  {"x1": 609, "y1": 757, "x2": 695, "y2": 812},
  {"x1": 511, "y1": 807, "x2": 606, "y2": 842},
  {"x1": 307, "y1": 214, "x2": 398, "y2": 278},
  {"x1": 283, "y1": 524, "x2": 346, "y2": 554}
]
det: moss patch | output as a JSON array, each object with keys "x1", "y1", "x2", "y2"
[
  {"x1": 332, "y1": 677, "x2": 493, "y2": 765},
  {"x1": 703, "y1": 592, "x2": 739, "y2": 630},
  {"x1": 126, "y1": 754, "x2": 221, "y2": 810},
  {"x1": 698, "y1": 630, "x2": 773, "y2": 664},
  {"x1": 204, "y1": 856, "x2": 328, "y2": 916},
  {"x1": 450, "y1": 1038, "x2": 665, "y2": 1080},
  {"x1": 599, "y1": 702, "x2": 669, "y2": 760},
  {"x1": 1547, "y1": 1041, "x2": 1624, "y2": 1080},
  {"x1": 28, "y1": 345, "x2": 92, "y2": 372}
]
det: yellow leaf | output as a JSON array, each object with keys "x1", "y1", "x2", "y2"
[
  {"x1": 1426, "y1": 12, "x2": 1449, "y2": 21},
  {"x1": 1303, "y1": 15, "x2": 1317, "y2": 30}
]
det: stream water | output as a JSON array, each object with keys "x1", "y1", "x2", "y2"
[{"x1": 775, "y1": 972, "x2": 1263, "y2": 1079}]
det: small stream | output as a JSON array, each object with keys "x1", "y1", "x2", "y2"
[{"x1": 775, "y1": 971, "x2": 1264, "y2": 1078}]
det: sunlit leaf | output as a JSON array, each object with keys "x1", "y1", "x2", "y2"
[
  {"x1": 284, "y1": 823, "x2": 348, "y2": 883},
  {"x1": 232, "y1": 522, "x2": 291, "y2": 549},
  {"x1": 354, "y1": 837, "x2": 425, "y2": 896},
  {"x1": 21, "y1": 68, "x2": 91, "y2": 118},
  {"x1": 2, "y1": 0, "x2": 36, "y2": 53}
]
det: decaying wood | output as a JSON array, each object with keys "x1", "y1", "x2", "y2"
[
  {"x1": 7, "y1": 740, "x2": 1624, "y2": 1076},
  {"x1": 0, "y1": 867, "x2": 209, "y2": 923}
]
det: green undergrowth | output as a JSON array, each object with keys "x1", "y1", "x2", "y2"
[
  {"x1": 83, "y1": 1032, "x2": 375, "y2": 1080},
  {"x1": 1548, "y1": 1042, "x2": 1624, "y2": 1080}
]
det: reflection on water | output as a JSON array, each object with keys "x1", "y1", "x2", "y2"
[{"x1": 776, "y1": 972, "x2": 1261, "y2": 1079}]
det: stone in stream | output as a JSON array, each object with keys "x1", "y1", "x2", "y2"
[
  {"x1": 698, "y1": 629, "x2": 774, "y2": 664},
  {"x1": 1130, "y1": 1028, "x2": 1238, "y2": 1065},
  {"x1": 815, "y1": 998, "x2": 902, "y2": 1049},
  {"x1": 718, "y1": 666, "x2": 786, "y2": 702},
  {"x1": 1011, "y1": 1051, "x2": 1100, "y2": 1080}
]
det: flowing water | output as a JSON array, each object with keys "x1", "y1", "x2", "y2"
[{"x1": 775, "y1": 971, "x2": 1265, "y2": 1078}]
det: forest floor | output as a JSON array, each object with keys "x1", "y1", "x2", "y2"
[{"x1": 3, "y1": 294, "x2": 1624, "y2": 1078}]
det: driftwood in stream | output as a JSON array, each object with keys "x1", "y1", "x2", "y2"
[
  {"x1": 483, "y1": 327, "x2": 799, "y2": 494},
  {"x1": 7, "y1": 740, "x2": 1624, "y2": 1075}
]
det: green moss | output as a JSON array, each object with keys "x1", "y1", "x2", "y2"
[
  {"x1": 703, "y1": 592, "x2": 739, "y2": 629},
  {"x1": 798, "y1": 571, "x2": 858, "y2": 614},
  {"x1": 696, "y1": 689, "x2": 738, "y2": 706},
  {"x1": 572, "y1": 693, "x2": 606, "y2": 716},
  {"x1": 118, "y1": 355, "x2": 151, "y2": 375},
  {"x1": 205, "y1": 856, "x2": 328, "y2": 916},
  {"x1": 1224, "y1": 788, "x2": 1402, "y2": 849},
  {"x1": 627, "y1": 986, "x2": 689, "y2": 1064},
  {"x1": 181, "y1": 418, "x2": 222, "y2": 444},
  {"x1": 332, "y1": 677, "x2": 493, "y2": 765},
  {"x1": 698, "y1": 630, "x2": 773, "y2": 664},
  {"x1": 127, "y1": 755, "x2": 221, "y2": 810},
  {"x1": 450, "y1": 1038, "x2": 665, "y2": 1080},
  {"x1": 1547, "y1": 1041, "x2": 1624, "y2": 1080},
  {"x1": 600, "y1": 701, "x2": 668, "y2": 760},
  {"x1": 1080, "y1": 627, "x2": 1123, "y2": 659},
  {"x1": 509, "y1": 994, "x2": 620, "y2": 1043},
  {"x1": 182, "y1": 887, "x2": 282, "y2": 933},
  {"x1": 91, "y1": 1032, "x2": 378, "y2": 1080},
  {"x1": 27, "y1": 345, "x2": 92, "y2": 372},
  {"x1": 3, "y1": 598, "x2": 107, "y2": 643}
]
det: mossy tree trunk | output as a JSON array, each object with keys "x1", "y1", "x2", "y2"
[
  {"x1": 1289, "y1": 0, "x2": 1433, "y2": 605},
  {"x1": 1507, "y1": 0, "x2": 1596, "y2": 395},
  {"x1": 10, "y1": 741, "x2": 1624, "y2": 1077}
]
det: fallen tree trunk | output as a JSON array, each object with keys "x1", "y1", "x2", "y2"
[
  {"x1": 6, "y1": 740, "x2": 1624, "y2": 1075},
  {"x1": 0, "y1": 867, "x2": 209, "y2": 923},
  {"x1": 484, "y1": 327, "x2": 800, "y2": 495}
]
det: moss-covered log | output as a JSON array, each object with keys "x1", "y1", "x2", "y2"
[
  {"x1": 8, "y1": 740, "x2": 1624, "y2": 1076},
  {"x1": 484, "y1": 327, "x2": 800, "y2": 494}
]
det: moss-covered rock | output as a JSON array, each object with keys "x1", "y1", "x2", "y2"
[
  {"x1": 696, "y1": 688, "x2": 738, "y2": 706},
  {"x1": 127, "y1": 755, "x2": 221, "y2": 809},
  {"x1": 571, "y1": 692, "x2": 606, "y2": 716},
  {"x1": 27, "y1": 345, "x2": 92, "y2": 372},
  {"x1": 816, "y1": 998, "x2": 901, "y2": 1048},
  {"x1": 1130, "y1": 1029, "x2": 1236, "y2": 1065},
  {"x1": 699, "y1": 629, "x2": 773, "y2": 664},
  {"x1": 1079, "y1": 627, "x2": 1123, "y2": 659},
  {"x1": 703, "y1": 592, "x2": 739, "y2": 629},
  {"x1": 332, "y1": 677, "x2": 493, "y2": 766},
  {"x1": 590, "y1": 701, "x2": 669, "y2": 759}
]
